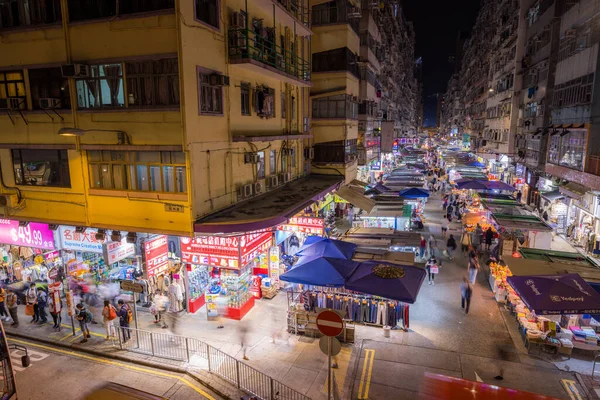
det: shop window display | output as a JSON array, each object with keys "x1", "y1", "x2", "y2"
[{"x1": 186, "y1": 264, "x2": 209, "y2": 313}]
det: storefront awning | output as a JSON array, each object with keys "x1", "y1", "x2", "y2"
[
  {"x1": 559, "y1": 181, "x2": 588, "y2": 200},
  {"x1": 540, "y1": 190, "x2": 564, "y2": 202},
  {"x1": 335, "y1": 186, "x2": 376, "y2": 213},
  {"x1": 349, "y1": 179, "x2": 370, "y2": 188},
  {"x1": 194, "y1": 175, "x2": 343, "y2": 234}
]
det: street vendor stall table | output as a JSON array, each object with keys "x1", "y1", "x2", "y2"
[{"x1": 492, "y1": 214, "x2": 553, "y2": 251}]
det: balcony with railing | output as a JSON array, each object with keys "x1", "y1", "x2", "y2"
[
  {"x1": 313, "y1": 139, "x2": 358, "y2": 164},
  {"x1": 0, "y1": 0, "x2": 62, "y2": 30},
  {"x1": 229, "y1": 27, "x2": 311, "y2": 86},
  {"x1": 312, "y1": 1, "x2": 360, "y2": 36},
  {"x1": 255, "y1": 0, "x2": 311, "y2": 36},
  {"x1": 312, "y1": 47, "x2": 359, "y2": 78},
  {"x1": 359, "y1": 32, "x2": 382, "y2": 71}
]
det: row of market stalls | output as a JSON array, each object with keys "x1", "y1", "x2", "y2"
[
  {"x1": 280, "y1": 237, "x2": 426, "y2": 342},
  {"x1": 488, "y1": 247, "x2": 600, "y2": 358}
]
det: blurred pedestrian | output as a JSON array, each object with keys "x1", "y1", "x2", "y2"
[
  {"x1": 485, "y1": 227, "x2": 494, "y2": 250},
  {"x1": 151, "y1": 294, "x2": 168, "y2": 329},
  {"x1": 460, "y1": 277, "x2": 473, "y2": 314},
  {"x1": 0, "y1": 285, "x2": 7, "y2": 321},
  {"x1": 6, "y1": 289, "x2": 18, "y2": 327},
  {"x1": 460, "y1": 230, "x2": 472, "y2": 255},
  {"x1": 75, "y1": 303, "x2": 91, "y2": 343},
  {"x1": 48, "y1": 290, "x2": 62, "y2": 331},
  {"x1": 117, "y1": 299, "x2": 132, "y2": 342},
  {"x1": 446, "y1": 234, "x2": 457, "y2": 260},
  {"x1": 441, "y1": 215, "x2": 449, "y2": 238},
  {"x1": 419, "y1": 235, "x2": 427, "y2": 259},
  {"x1": 425, "y1": 256, "x2": 440, "y2": 285},
  {"x1": 102, "y1": 300, "x2": 117, "y2": 340},
  {"x1": 428, "y1": 235, "x2": 438, "y2": 258},
  {"x1": 239, "y1": 322, "x2": 250, "y2": 361},
  {"x1": 36, "y1": 287, "x2": 48, "y2": 324},
  {"x1": 468, "y1": 253, "x2": 480, "y2": 285}
]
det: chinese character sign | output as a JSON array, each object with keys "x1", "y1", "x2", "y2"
[
  {"x1": 0, "y1": 219, "x2": 55, "y2": 250},
  {"x1": 59, "y1": 226, "x2": 107, "y2": 253},
  {"x1": 277, "y1": 217, "x2": 324, "y2": 235},
  {"x1": 144, "y1": 235, "x2": 169, "y2": 278}
]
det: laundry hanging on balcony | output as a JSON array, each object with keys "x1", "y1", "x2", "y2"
[{"x1": 254, "y1": 86, "x2": 275, "y2": 118}]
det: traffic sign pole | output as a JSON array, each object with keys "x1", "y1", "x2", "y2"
[{"x1": 328, "y1": 336, "x2": 332, "y2": 400}]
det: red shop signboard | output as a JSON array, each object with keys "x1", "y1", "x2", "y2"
[
  {"x1": 180, "y1": 231, "x2": 272, "y2": 269},
  {"x1": 144, "y1": 235, "x2": 169, "y2": 278},
  {"x1": 277, "y1": 217, "x2": 324, "y2": 235}
]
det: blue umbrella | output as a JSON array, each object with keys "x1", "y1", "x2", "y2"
[
  {"x1": 280, "y1": 257, "x2": 360, "y2": 287},
  {"x1": 398, "y1": 187, "x2": 430, "y2": 199},
  {"x1": 295, "y1": 238, "x2": 357, "y2": 259},
  {"x1": 294, "y1": 236, "x2": 326, "y2": 255},
  {"x1": 344, "y1": 261, "x2": 426, "y2": 303},
  {"x1": 466, "y1": 160, "x2": 486, "y2": 168}
]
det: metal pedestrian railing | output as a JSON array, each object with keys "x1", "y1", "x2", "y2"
[{"x1": 112, "y1": 324, "x2": 310, "y2": 400}]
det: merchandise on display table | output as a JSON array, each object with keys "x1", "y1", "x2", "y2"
[{"x1": 186, "y1": 264, "x2": 209, "y2": 313}]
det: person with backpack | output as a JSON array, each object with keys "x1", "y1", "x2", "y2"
[
  {"x1": 75, "y1": 303, "x2": 91, "y2": 343},
  {"x1": 460, "y1": 230, "x2": 472, "y2": 255},
  {"x1": 468, "y1": 253, "x2": 480, "y2": 285},
  {"x1": 6, "y1": 289, "x2": 18, "y2": 327},
  {"x1": 117, "y1": 299, "x2": 132, "y2": 342},
  {"x1": 36, "y1": 287, "x2": 48, "y2": 324},
  {"x1": 102, "y1": 300, "x2": 118, "y2": 340}
]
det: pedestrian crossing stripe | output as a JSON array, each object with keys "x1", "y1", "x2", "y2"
[
  {"x1": 561, "y1": 379, "x2": 583, "y2": 400},
  {"x1": 358, "y1": 349, "x2": 375, "y2": 399}
]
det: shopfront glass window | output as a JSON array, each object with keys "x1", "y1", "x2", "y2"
[
  {"x1": 269, "y1": 150, "x2": 276, "y2": 175},
  {"x1": 548, "y1": 135, "x2": 560, "y2": 164}
]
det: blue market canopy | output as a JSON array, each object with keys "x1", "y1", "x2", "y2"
[
  {"x1": 280, "y1": 257, "x2": 359, "y2": 287},
  {"x1": 465, "y1": 160, "x2": 486, "y2": 168},
  {"x1": 455, "y1": 178, "x2": 488, "y2": 190},
  {"x1": 398, "y1": 187, "x2": 430, "y2": 199},
  {"x1": 345, "y1": 261, "x2": 426, "y2": 303},
  {"x1": 295, "y1": 238, "x2": 357, "y2": 259}
]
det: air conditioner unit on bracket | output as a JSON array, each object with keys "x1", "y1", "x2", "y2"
[
  {"x1": 244, "y1": 152, "x2": 260, "y2": 164},
  {"x1": 244, "y1": 183, "x2": 253, "y2": 197},
  {"x1": 39, "y1": 98, "x2": 61, "y2": 109},
  {"x1": 61, "y1": 64, "x2": 89, "y2": 78},
  {"x1": 254, "y1": 181, "x2": 263, "y2": 194},
  {"x1": 267, "y1": 175, "x2": 279, "y2": 188},
  {"x1": 210, "y1": 73, "x2": 230, "y2": 87}
]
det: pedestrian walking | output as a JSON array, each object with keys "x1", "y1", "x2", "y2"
[
  {"x1": 6, "y1": 289, "x2": 18, "y2": 327},
  {"x1": 239, "y1": 322, "x2": 250, "y2": 361},
  {"x1": 468, "y1": 253, "x2": 480, "y2": 285},
  {"x1": 36, "y1": 287, "x2": 48, "y2": 324},
  {"x1": 419, "y1": 235, "x2": 427, "y2": 259},
  {"x1": 26, "y1": 284, "x2": 38, "y2": 323},
  {"x1": 117, "y1": 299, "x2": 132, "y2": 342},
  {"x1": 0, "y1": 285, "x2": 8, "y2": 321},
  {"x1": 485, "y1": 227, "x2": 494, "y2": 250},
  {"x1": 75, "y1": 303, "x2": 91, "y2": 343},
  {"x1": 516, "y1": 190, "x2": 522, "y2": 203},
  {"x1": 428, "y1": 235, "x2": 438, "y2": 258},
  {"x1": 460, "y1": 230, "x2": 472, "y2": 255},
  {"x1": 425, "y1": 256, "x2": 440, "y2": 285},
  {"x1": 446, "y1": 204, "x2": 454, "y2": 221},
  {"x1": 446, "y1": 234, "x2": 457, "y2": 260},
  {"x1": 151, "y1": 294, "x2": 168, "y2": 329},
  {"x1": 471, "y1": 229, "x2": 481, "y2": 254},
  {"x1": 48, "y1": 289, "x2": 62, "y2": 331},
  {"x1": 102, "y1": 300, "x2": 118, "y2": 340},
  {"x1": 441, "y1": 216, "x2": 449, "y2": 238},
  {"x1": 460, "y1": 277, "x2": 473, "y2": 314}
]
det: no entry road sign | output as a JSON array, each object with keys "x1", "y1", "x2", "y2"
[{"x1": 316, "y1": 310, "x2": 344, "y2": 337}]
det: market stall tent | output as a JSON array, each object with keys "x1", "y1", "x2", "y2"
[
  {"x1": 398, "y1": 188, "x2": 430, "y2": 199},
  {"x1": 294, "y1": 238, "x2": 357, "y2": 260},
  {"x1": 335, "y1": 186, "x2": 376, "y2": 213},
  {"x1": 502, "y1": 257, "x2": 600, "y2": 283},
  {"x1": 506, "y1": 274, "x2": 600, "y2": 314},
  {"x1": 345, "y1": 261, "x2": 426, "y2": 303},
  {"x1": 280, "y1": 257, "x2": 359, "y2": 287}
]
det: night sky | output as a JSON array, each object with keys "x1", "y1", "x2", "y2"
[{"x1": 403, "y1": 0, "x2": 481, "y2": 127}]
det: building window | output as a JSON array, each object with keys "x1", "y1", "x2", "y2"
[
  {"x1": 256, "y1": 151, "x2": 265, "y2": 179},
  {"x1": 125, "y1": 59, "x2": 180, "y2": 107},
  {"x1": 75, "y1": 63, "x2": 124, "y2": 109},
  {"x1": 549, "y1": 130, "x2": 586, "y2": 171},
  {"x1": 68, "y1": 0, "x2": 174, "y2": 22},
  {"x1": 254, "y1": 86, "x2": 275, "y2": 118},
  {"x1": 312, "y1": 94, "x2": 357, "y2": 119},
  {"x1": 194, "y1": 0, "x2": 219, "y2": 29},
  {"x1": 28, "y1": 67, "x2": 70, "y2": 110},
  {"x1": 0, "y1": 0, "x2": 62, "y2": 29},
  {"x1": 0, "y1": 71, "x2": 26, "y2": 105},
  {"x1": 281, "y1": 92, "x2": 286, "y2": 119},
  {"x1": 241, "y1": 83, "x2": 250, "y2": 116},
  {"x1": 312, "y1": 47, "x2": 359, "y2": 78},
  {"x1": 269, "y1": 150, "x2": 276, "y2": 175},
  {"x1": 12, "y1": 149, "x2": 71, "y2": 187},
  {"x1": 281, "y1": 152, "x2": 288, "y2": 173},
  {"x1": 553, "y1": 74, "x2": 594, "y2": 108},
  {"x1": 88, "y1": 151, "x2": 187, "y2": 193},
  {"x1": 197, "y1": 70, "x2": 223, "y2": 115},
  {"x1": 290, "y1": 148, "x2": 296, "y2": 168}
]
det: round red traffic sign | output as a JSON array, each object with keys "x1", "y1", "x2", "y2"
[{"x1": 316, "y1": 310, "x2": 344, "y2": 337}]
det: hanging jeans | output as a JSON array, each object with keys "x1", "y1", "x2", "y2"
[
  {"x1": 352, "y1": 303, "x2": 361, "y2": 321},
  {"x1": 317, "y1": 294, "x2": 325, "y2": 308},
  {"x1": 376, "y1": 303, "x2": 387, "y2": 325},
  {"x1": 387, "y1": 304, "x2": 397, "y2": 326},
  {"x1": 370, "y1": 302, "x2": 378, "y2": 323},
  {"x1": 360, "y1": 303, "x2": 369, "y2": 322},
  {"x1": 326, "y1": 296, "x2": 334, "y2": 309}
]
